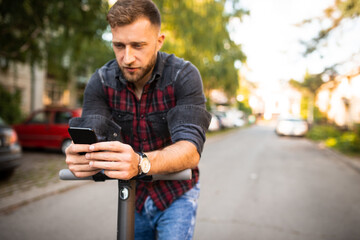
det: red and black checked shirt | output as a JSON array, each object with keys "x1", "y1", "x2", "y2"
[{"x1": 82, "y1": 52, "x2": 211, "y2": 212}]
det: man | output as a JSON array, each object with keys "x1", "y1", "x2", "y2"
[{"x1": 65, "y1": 0, "x2": 211, "y2": 239}]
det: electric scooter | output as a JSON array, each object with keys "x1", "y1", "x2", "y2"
[{"x1": 59, "y1": 169, "x2": 191, "y2": 240}]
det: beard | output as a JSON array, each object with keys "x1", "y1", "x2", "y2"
[{"x1": 119, "y1": 53, "x2": 157, "y2": 84}]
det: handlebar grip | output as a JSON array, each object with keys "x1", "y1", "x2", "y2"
[
  {"x1": 59, "y1": 169, "x2": 192, "y2": 181},
  {"x1": 59, "y1": 169, "x2": 93, "y2": 180}
]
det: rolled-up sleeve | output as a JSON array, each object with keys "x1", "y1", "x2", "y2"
[{"x1": 167, "y1": 62, "x2": 211, "y2": 155}]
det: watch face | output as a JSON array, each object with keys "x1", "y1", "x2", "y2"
[{"x1": 141, "y1": 158, "x2": 151, "y2": 173}]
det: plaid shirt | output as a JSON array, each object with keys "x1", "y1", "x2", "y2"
[{"x1": 82, "y1": 52, "x2": 211, "y2": 212}]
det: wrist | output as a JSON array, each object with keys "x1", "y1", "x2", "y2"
[{"x1": 137, "y1": 152, "x2": 151, "y2": 176}]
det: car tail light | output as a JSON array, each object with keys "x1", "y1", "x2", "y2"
[
  {"x1": 4, "y1": 129, "x2": 18, "y2": 145},
  {"x1": 10, "y1": 129, "x2": 18, "y2": 144}
]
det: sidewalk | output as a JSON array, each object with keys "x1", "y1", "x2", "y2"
[{"x1": 0, "y1": 179, "x2": 90, "y2": 214}]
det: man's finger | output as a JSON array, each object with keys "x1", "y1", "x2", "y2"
[
  {"x1": 89, "y1": 141, "x2": 131, "y2": 152},
  {"x1": 72, "y1": 170, "x2": 101, "y2": 178},
  {"x1": 67, "y1": 143, "x2": 93, "y2": 155},
  {"x1": 66, "y1": 155, "x2": 92, "y2": 165},
  {"x1": 69, "y1": 163, "x2": 99, "y2": 172},
  {"x1": 85, "y1": 151, "x2": 132, "y2": 162},
  {"x1": 89, "y1": 160, "x2": 129, "y2": 170},
  {"x1": 103, "y1": 170, "x2": 133, "y2": 180}
]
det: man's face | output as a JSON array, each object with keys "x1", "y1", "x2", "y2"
[{"x1": 111, "y1": 18, "x2": 164, "y2": 87}]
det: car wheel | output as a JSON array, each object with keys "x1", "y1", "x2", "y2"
[{"x1": 61, "y1": 139, "x2": 72, "y2": 154}]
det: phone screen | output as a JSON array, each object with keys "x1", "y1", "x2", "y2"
[{"x1": 68, "y1": 127, "x2": 98, "y2": 144}]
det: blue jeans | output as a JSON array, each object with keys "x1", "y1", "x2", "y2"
[{"x1": 134, "y1": 183, "x2": 200, "y2": 240}]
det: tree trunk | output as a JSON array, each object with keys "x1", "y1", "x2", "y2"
[
  {"x1": 307, "y1": 94, "x2": 314, "y2": 125},
  {"x1": 30, "y1": 61, "x2": 36, "y2": 112}
]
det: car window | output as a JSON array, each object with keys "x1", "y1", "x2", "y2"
[
  {"x1": 28, "y1": 111, "x2": 51, "y2": 124},
  {"x1": 54, "y1": 111, "x2": 72, "y2": 124}
]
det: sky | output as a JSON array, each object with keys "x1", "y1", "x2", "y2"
[{"x1": 228, "y1": 0, "x2": 360, "y2": 85}]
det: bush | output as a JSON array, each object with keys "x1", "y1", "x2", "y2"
[
  {"x1": 313, "y1": 106, "x2": 328, "y2": 124},
  {"x1": 0, "y1": 84, "x2": 23, "y2": 124},
  {"x1": 334, "y1": 132, "x2": 360, "y2": 153},
  {"x1": 308, "y1": 124, "x2": 360, "y2": 155},
  {"x1": 306, "y1": 124, "x2": 341, "y2": 141}
]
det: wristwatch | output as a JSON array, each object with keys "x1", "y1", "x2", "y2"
[{"x1": 137, "y1": 152, "x2": 151, "y2": 176}]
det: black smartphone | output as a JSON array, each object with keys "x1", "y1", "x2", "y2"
[{"x1": 68, "y1": 127, "x2": 98, "y2": 144}]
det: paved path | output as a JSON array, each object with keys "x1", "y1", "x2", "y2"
[
  {"x1": 0, "y1": 124, "x2": 360, "y2": 240},
  {"x1": 194, "y1": 125, "x2": 360, "y2": 240}
]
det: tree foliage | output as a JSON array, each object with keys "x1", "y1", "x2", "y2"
[
  {"x1": 0, "y1": 84, "x2": 22, "y2": 124},
  {"x1": 1, "y1": 0, "x2": 246, "y2": 100},
  {"x1": 153, "y1": 0, "x2": 247, "y2": 96},
  {"x1": 302, "y1": 0, "x2": 360, "y2": 55},
  {"x1": 289, "y1": 71, "x2": 325, "y2": 123},
  {"x1": 0, "y1": 0, "x2": 112, "y2": 80},
  {"x1": 289, "y1": 71, "x2": 324, "y2": 94}
]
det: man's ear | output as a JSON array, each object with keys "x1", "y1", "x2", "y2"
[{"x1": 157, "y1": 33, "x2": 165, "y2": 51}]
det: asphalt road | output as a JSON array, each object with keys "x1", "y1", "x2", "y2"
[{"x1": 1, "y1": 124, "x2": 360, "y2": 240}]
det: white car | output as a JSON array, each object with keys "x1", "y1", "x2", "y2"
[
  {"x1": 212, "y1": 109, "x2": 245, "y2": 128},
  {"x1": 275, "y1": 117, "x2": 308, "y2": 137},
  {"x1": 208, "y1": 113, "x2": 221, "y2": 131}
]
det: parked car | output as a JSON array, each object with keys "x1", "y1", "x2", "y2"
[
  {"x1": 213, "y1": 109, "x2": 245, "y2": 128},
  {"x1": 13, "y1": 107, "x2": 82, "y2": 154},
  {"x1": 275, "y1": 116, "x2": 308, "y2": 137},
  {"x1": 0, "y1": 116, "x2": 22, "y2": 179}
]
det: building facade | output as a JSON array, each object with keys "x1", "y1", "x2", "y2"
[
  {"x1": 316, "y1": 71, "x2": 360, "y2": 128},
  {"x1": 0, "y1": 62, "x2": 72, "y2": 115}
]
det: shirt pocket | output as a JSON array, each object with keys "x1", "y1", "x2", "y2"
[
  {"x1": 147, "y1": 111, "x2": 170, "y2": 139},
  {"x1": 112, "y1": 110, "x2": 134, "y2": 138}
]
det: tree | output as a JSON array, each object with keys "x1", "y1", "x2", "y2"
[
  {"x1": 1, "y1": 0, "x2": 247, "y2": 109},
  {"x1": 289, "y1": 71, "x2": 324, "y2": 124},
  {"x1": 0, "y1": 0, "x2": 112, "y2": 108},
  {"x1": 0, "y1": 84, "x2": 22, "y2": 124},
  {"x1": 302, "y1": 0, "x2": 360, "y2": 56},
  {"x1": 299, "y1": 0, "x2": 360, "y2": 126},
  {"x1": 153, "y1": 0, "x2": 247, "y2": 97}
]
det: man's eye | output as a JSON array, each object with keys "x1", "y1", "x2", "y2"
[
  {"x1": 114, "y1": 44, "x2": 124, "y2": 49},
  {"x1": 134, "y1": 44, "x2": 143, "y2": 49}
]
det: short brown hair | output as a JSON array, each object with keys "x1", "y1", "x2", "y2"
[{"x1": 107, "y1": 0, "x2": 161, "y2": 28}]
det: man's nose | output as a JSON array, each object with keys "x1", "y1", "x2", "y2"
[{"x1": 124, "y1": 46, "x2": 135, "y2": 65}]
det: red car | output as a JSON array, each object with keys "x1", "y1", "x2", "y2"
[{"x1": 13, "y1": 107, "x2": 82, "y2": 154}]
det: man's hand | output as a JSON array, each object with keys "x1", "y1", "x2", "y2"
[
  {"x1": 84, "y1": 141, "x2": 140, "y2": 180},
  {"x1": 65, "y1": 143, "x2": 102, "y2": 178}
]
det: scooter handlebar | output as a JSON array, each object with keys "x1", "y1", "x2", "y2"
[
  {"x1": 151, "y1": 170, "x2": 192, "y2": 181},
  {"x1": 59, "y1": 169, "x2": 93, "y2": 180},
  {"x1": 59, "y1": 169, "x2": 192, "y2": 181}
]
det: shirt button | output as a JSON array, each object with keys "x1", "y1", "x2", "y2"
[
  {"x1": 140, "y1": 114, "x2": 144, "y2": 118},
  {"x1": 143, "y1": 138, "x2": 147, "y2": 141}
]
